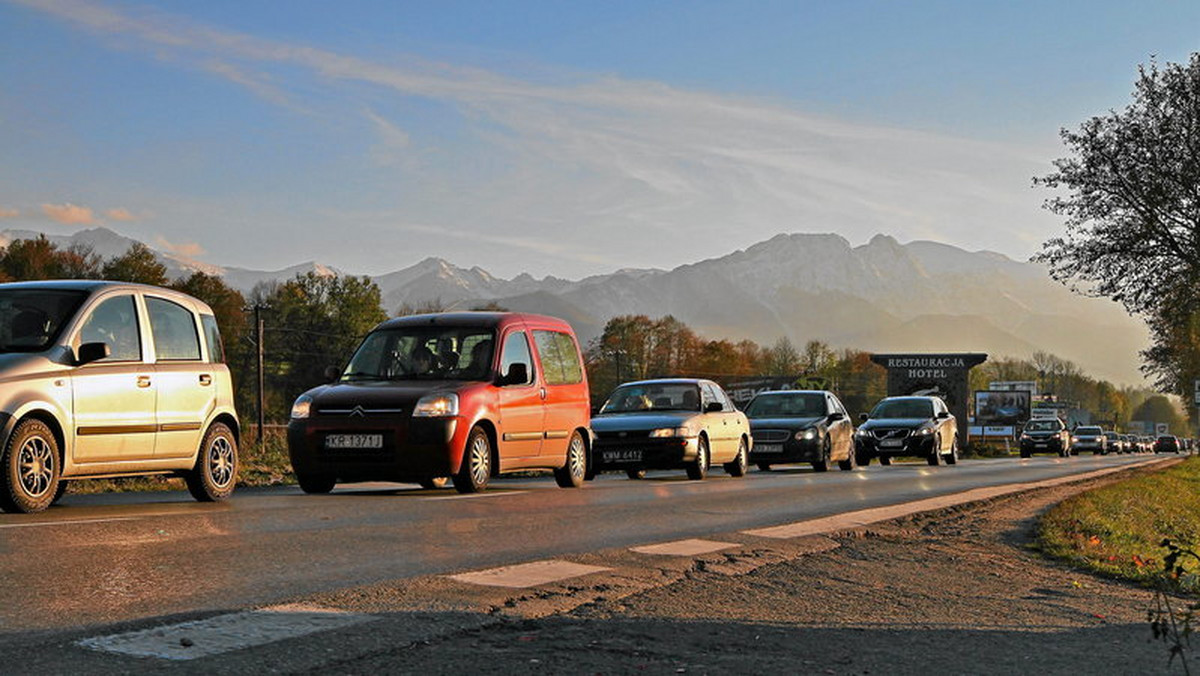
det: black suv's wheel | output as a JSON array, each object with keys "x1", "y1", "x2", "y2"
[
  {"x1": 1, "y1": 419, "x2": 60, "y2": 514},
  {"x1": 453, "y1": 426, "x2": 492, "y2": 494},
  {"x1": 812, "y1": 437, "x2": 830, "y2": 472},
  {"x1": 723, "y1": 437, "x2": 748, "y2": 477},
  {"x1": 927, "y1": 437, "x2": 942, "y2": 466},
  {"x1": 554, "y1": 431, "x2": 587, "y2": 488},
  {"x1": 855, "y1": 452, "x2": 871, "y2": 467},
  {"x1": 757, "y1": 462, "x2": 772, "y2": 471},
  {"x1": 838, "y1": 445, "x2": 855, "y2": 471},
  {"x1": 686, "y1": 436, "x2": 709, "y2": 480},
  {"x1": 879, "y1": 456, "x2": 892, "y2": 466},
  {"x1": 945, "y1": 436, "x2": 959, "y2": 465},
  {"x1": 297, "y1": 472, "x2": 336, "y2": 494},
  {"x1": 1019, "y1": 448, "x2": 1031, "y2": 459},
  {"x1": 186, "y1": 422, "x2": 238, "y2": 502}
]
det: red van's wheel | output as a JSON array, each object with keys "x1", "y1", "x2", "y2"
[
  {"x1": 453, "y1": 426, "x2": 491, "y2": 494},
  {"x1": 554, "y1": 431, "x2": 587, "y2": 488}
]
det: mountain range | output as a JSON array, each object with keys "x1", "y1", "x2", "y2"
[{"x1": 0, "y1": 227, "x2": 1149, "y2": 385}]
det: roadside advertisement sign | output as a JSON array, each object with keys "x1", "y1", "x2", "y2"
[
  {"x1": 990, "y1": 380, "x2": 1038, "y2": 396},
  {"x1": 974, "y1": 390, "x2": 1031, "y2": 425},
  {"x1": 1156, "y1": 423, "x2": 1170, "y2": 436}
]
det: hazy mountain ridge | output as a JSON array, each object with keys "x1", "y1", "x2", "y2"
[{"x1": 0, "y1": 227, "x2": 1149, "y2": 384}]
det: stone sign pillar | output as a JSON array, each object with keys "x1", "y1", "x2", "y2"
[{"x1": 870, "y1": 353, "x2": 988, "y2": 444}]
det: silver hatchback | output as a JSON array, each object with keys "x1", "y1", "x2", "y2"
[{"x1": 0, "y1": 281, "x2": 240, "y2": 513}]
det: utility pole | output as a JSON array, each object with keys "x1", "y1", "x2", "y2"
[{"x1": 256, "y1": 304, "x2": 265, "y2": 445}]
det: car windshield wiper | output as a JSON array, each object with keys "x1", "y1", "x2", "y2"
[{"x1": 341, "y1": 372, "x2": 388, "y2": 380}]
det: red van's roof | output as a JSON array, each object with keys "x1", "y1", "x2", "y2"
[{"x1": 374, "y1": 311, "x2": 575, "y2": 333}]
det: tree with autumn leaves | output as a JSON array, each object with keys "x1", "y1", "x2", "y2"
[{"x1": 1035, "y1": 54, "x2": 1200, "y2": 432}]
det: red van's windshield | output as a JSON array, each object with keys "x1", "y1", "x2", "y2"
[{"x1": 342, "y1": 326, "x2": 496, "y2": 381}]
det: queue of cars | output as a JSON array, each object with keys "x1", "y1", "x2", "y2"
[{"x1": 0, "y1": 294, "x2": 1189, "y2": 513}]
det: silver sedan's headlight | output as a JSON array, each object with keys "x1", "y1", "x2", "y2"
[{"x1": 650, "y1": 427, "x2": 691, "y2": 438}]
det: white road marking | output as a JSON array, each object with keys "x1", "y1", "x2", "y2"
[
  {"x1": 448, "y1": 559, "x2": 610, "y2": 588},
  {"x1": 744, "y1": 459, "x2": 1165, "y2": 539},
  {"x1": 630, "y1": 538, "x2": 738, "y2": 556},
  {"x1": 76, "y1": 604, "x2": 375, "y2": 661},
  {"x1": 0, "y1": 516, "x2": 142, "y2": 529},
  {"x1": 424, "y1": 490, "x2": 528, "y2": 501}
]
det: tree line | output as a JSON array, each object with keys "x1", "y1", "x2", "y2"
[{"x1": 0, "y1": 235, "x2": 1177, "y2": 431}]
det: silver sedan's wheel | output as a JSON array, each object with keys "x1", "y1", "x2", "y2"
[
  {"x1": 686, "y1": 436, "x2": 709, "y2": 480},
  {"x1": 723, "y1": 437, "x2": 748, "y2": 477},
  {"x1": 554, "y1": 431, "x2": 587, "y2": 488},
  {"x1": 453, "y1": 427, "x2": 492, "y2": 494}
]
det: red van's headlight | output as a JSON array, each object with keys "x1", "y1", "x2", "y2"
[{"x1": 413, "y1": 393, "x2": 459, "y2": 418}]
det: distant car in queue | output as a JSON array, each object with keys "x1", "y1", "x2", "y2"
[
  {"x1": 744, "y1": 390, "x2": 855, "y2": 472},
  {"x1": 590, "y1": 379, "x2": 750, "y2": 480},
  {"x1": 1019, "y1": 417, "x2": 1072, "y2": 458},
  {"x1": 1103, "y1": 431, "x2": 1124, "y2": 454},
  {"x1": 1071, "y1": 426, "x2": 1107, "y2": 455},
  {"x1": 854, "y1": 395, "x2": 959, "y2": 466},
  {"x1": 1154, "y1": 435, "x2": 1181, "y2": 454}
]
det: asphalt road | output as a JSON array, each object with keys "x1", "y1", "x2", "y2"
[{"x1": 0, "y1": 453, "x2": 1161, "y2": 634}]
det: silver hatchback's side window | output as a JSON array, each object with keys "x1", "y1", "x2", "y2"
[
  {"x1": 78, "y1": 295, "x2": 142, "y2": 362},
  {"x1": 146, "y1": 297, "x2": 201, "y2": 361}
]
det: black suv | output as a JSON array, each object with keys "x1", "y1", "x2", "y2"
[{"x1": 854, "y1": 396, "x2": 959, "y2": 467}]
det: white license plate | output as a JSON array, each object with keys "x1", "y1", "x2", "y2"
[
  {"x1": 879, "y1": 439, "x2": 904, "y2": 448},
  {"x1": 754, "y1": 443, "x2": 784, "y2": 454},
  {"x1": 325, "y1": 433, "x2": 383, "y2": 450},
  {"x1": 602, "y1": 450, "x2": 643, "y2": 463}
]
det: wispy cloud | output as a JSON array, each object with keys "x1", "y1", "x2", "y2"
[
  {"x1": 364, "y1": 109, "x2": 410, "y2": 167},
  {"x1": 11, "y1": 0, "x2": 1061, "y2": 277},
  {"x1": 154, "y1": 235, "x2": 204, "y2": 258},
  {"x1": 41, "y1": 202, "x2": 95, "y2": 225},
  {"x1": 0, "y1": 207, "x2": 18, "y2": 219},
  {"x1": 106, "y1": 207, "x2": 136, "y2": 221}
]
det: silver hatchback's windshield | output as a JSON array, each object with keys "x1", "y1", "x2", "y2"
[
  {"x1": 343, "y1": 326, "x2": 495, "y2": 381},
  {"x1": 871, "y1": 398, "x2": 934, "y2": 419},
  {"x1": 0, "y1": 289, "x2": 88, "y2": 353}
]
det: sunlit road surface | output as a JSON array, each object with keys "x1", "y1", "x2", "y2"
[{"x1": 0, "y1": 454, "x2": 1168, "y2": 633}]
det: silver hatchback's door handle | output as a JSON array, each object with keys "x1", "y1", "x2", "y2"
[
  {"x1": 199, "y1": 374, "x2": 212, "y2": 386},
  {"x1": 136, "y1": 375, "x2": 152, "y2": 388}
]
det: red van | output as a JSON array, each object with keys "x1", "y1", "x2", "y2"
[{"x1": 287, "y1": 312, "x2": 591, "y2": 493}]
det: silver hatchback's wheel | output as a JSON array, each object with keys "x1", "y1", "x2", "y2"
[
  {"x1": 453, "y1": 426, "x2": 492, "y2": 494},
  {"x1": 186, "y1": 423, "x2": 238, "y2": 502},
  {"x1": 554, "y1": 431, "x2": 587, "y2": 488},
  {"x1": 1, "y1": 419, "x2": 60, "y2": 514}
]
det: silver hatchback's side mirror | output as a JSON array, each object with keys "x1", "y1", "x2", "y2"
[{"x1": 76, "y1": 342, "x2": 111, "y2": 366}]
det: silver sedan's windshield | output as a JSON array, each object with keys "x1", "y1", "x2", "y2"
[
  {"x1": 601, "y1": 383, "x2": 701, "y2": 413},
  {"x1": 0, "y1": 289, "x2": 88, "y2": 353},
  {"x1": 343, "y1": 326, "x2": 495, "y2": 381}
]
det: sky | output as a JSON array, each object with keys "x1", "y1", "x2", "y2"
[{"x1": 2, "y1": 0, "x2": 1199, "y2": 279}]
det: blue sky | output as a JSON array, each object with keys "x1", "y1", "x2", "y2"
[{"x1": 2, "y1": 0, "x2": 1198, "y2": 278}]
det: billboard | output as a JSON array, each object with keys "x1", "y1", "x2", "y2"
[
  {"x1": 975, "y1": 390, "x2": 1031, "y2": 426},
  {"x1": 990, "y1": 381, "x2": 1038, "y2": 396}
]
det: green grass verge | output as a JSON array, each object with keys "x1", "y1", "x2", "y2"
[
  {"x1": 1037, "y1": 457, "x2": 1200, "y2": 592},
  {"x1": 66, "y1": 427, "x2": 295, "y2": 495}
]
